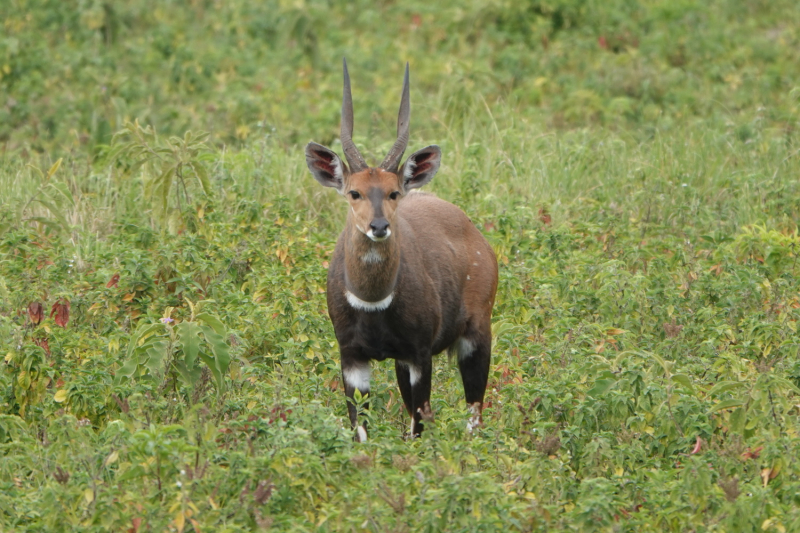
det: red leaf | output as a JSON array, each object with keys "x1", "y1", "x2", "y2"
[
  {"x1": 128, "y1": 517, "x2": 142, "y2": 533},
  {"x1": 598, "y1": 35, "x2": 608, "y2": 49},
  {"x1": 689, "y1": 436, "x2": 702, "y2": 454},
  {"x1": 34, "y1": 337, "x2": 50, "y2": 356},
  {"x1": 538, "y1": 207, "x2": 552, "y2": 225},
  {"x1": 28, "y1": 302, "x2": 44, "y2": 325},
  {"x1": 50, "y1": 299, "x2": 70, "y2": 328},
  {"x1": 106, "y1": 273, "x2": 120, "y2": 288},
  {"x1": 741, "y1": 446, "x2": 763, "y2": 460}
]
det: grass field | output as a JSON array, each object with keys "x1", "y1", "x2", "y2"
[{"x1": 3, "y1": 0, "x2": 800, "y2": 531}]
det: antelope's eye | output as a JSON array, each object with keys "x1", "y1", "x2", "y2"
[
  {"x1": 349, "y1": 191, "x2": 361, "y2": 200},
  {"x1": 389, "y1": 191, "x2": 400, "y2": 200}
]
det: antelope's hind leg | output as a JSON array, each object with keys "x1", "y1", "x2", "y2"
[
  {"x1": 395, "y1": 359, "x2": 432, "y2": 438},
  {"x1": 455, "y1": 328, "x2": 491, "y2": 433}
]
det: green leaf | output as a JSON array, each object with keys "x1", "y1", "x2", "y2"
[
  {"x1": 709, "y1": 398, "x2": 746, "y2": 413},
  {"x1": 671, "y1": 374, "x2": 695, "y2": 394},
  {"x1": 198, "y1": 350, "x2": 224, "y2": 394},
  {"x1": 115, "y1": 356, "x2": 141, "y2": 384},
  {"x1": 199, "y1": 324, "x2": 231, "y2": 393},
  {"x1": 174, "y1": 361, "x2": 202, "y2": 389},
  {"x1": 45, "y1": 158, "x2": 62, "y2": 181},
  {"x1": 126, "y1": 323, "x2": 165, "y2": 360},
  {"x1": 176, "y1": 321, "x2": 203, "y2": 369},
  {"x1": 587, "y1": 378, "x2": 616, "y2": 397},
  {"x1": 648, "y1": 352, "x2": 671, "y2": 377},
  {"x1": 189, "y1": 161, "x2": 212, "y2": 197},
  {"x1": 730, "y1": 406, "x2": 747, "y2": 434},
  {"x1": 32, "y1": 198, "x2": 70, "y2": 232},
  {"x1": 708, "y1": 381, "x2": 746, "y2": 397},
  {"x1": 196, "y1": 313, "x2": 226, "y2": 335},
  {"x1": 143, "y1": 339, "x2": 170, "y2": 378}
]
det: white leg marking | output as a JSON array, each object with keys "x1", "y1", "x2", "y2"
[
  {"x1": 360, "y1": 248, "x2": 384, "y2": 263},
  {"x1": 345, "y1": 291, "x2": 393, "y2": 312},
  {"x1": 397, "y1": 361, "x2": 421, "y2": 386},
  {"x1": 409, "y1": 416, "x2": 416, "y2": 437},
  {"x1": 357, "y1": 426, "x2": 368, "y2": 442},
  {"x1": 456, "y1": 337, "x2": 475, "y2": 361},
  {"x1": 343, "y1": 363, "x2": 371, "y2": 391},
  {"x1": 467, "y1": 403, "x2": 482, "y2": 433}
]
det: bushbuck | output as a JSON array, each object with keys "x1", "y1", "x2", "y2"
[{"x1": 305, "y1": 60, "x2": 498, "y2": 441}]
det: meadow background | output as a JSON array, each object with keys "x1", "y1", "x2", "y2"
[{"x1": 2, "y1": 0, "x2": 800, "y2": 531}]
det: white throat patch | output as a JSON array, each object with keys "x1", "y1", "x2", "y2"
[
  {"x1": 345, "y1": 290, "x2": 393, "y2": 312},
  {"x1": 360, "y1": 248, "x2": 384, "y2": 263}
]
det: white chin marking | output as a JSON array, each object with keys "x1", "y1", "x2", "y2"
[
  {"x1": 361, "y1": 248, "x2": 384, "y2": 263},
  {"x1": 398, "y1": 361, "x2": 421, "y2": 386},
  {"x1": 366, "y1": 228, "x2": 391, "y2": 242},
  {"x1": 357, "y1": 426, "x2": 368, "y2": 442},
  {"x1": 343, "y1": 363, "x2": 371, "y2": 391},
  {"x1": 345, "y1": 290, "x2": 393, "y2": 312},
  {"x1": 456, "y1": 337, "x2": 475, "y2": 361}
]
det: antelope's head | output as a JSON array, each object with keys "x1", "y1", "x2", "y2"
[{"x1": 305, "y1": 60, "x2": 441, "y2": 242}]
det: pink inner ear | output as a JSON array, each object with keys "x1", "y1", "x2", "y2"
[
  {"x1": 313, "y1": 149, "x2": 334, "y2": 162},
  {"x1": 311, "y1": 149, "x2": 336, "y2": 175},
  {"x1": 416, "y1": 151, "x2": 435, "y2": 164},
  {"x1": 415, "y1": 162, "x2": 432, "y2": 174},
  {"x1": 315, "y1": 161, "x2": 335, "y2": 175}
]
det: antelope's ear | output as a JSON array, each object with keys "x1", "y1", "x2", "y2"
[
  {"x1": 400, "y1": 145, "x2": 441, "y2": 191},
  {"x1": 305, "y1": 142, "x2": 348, "y2": 192}
]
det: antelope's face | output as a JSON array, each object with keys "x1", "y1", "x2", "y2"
[
  {"x1": 304, "y1": 60, "x2": 441, "y2": 242},
  {"x1": 345, "y1": 169, "x2": 403, "y2": 242}
]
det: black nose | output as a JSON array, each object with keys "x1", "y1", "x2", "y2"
[{"x1": 370, "y1": 219, "x2": 389, "y2": 238}]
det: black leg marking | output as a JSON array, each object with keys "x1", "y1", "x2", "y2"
[{"x1": 409, "y1": 358, "x2": 432, "y2": 438}]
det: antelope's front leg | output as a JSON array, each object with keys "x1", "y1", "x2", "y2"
[{"x1": 342, "y1": 358, "x2": 371, "y2": 442}]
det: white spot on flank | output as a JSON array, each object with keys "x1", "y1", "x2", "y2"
[
  {"x1": 357, "y1": 426, "x2": 368, "y2": 442},
  {"x1": 345, "y1": 290, "x2": 393, "y2": 312},
  {"x1": 361, "y1": 248, "x2": 384, "y2": 263},
  {"x1": 473, "y1": 262, "x2": 478, "y2": 266},
  {"x1": 455, "y1": 337, "x2": 475, "y2": 361},
  {"x1": 343, "y1": 363, "x2": 371, "y2": 391},
  {"x1": 467, "y1": 275, "x2": 471, "y2": 280},
  {"x1": 476, "y1": 251, "x2": 481, "y2": 255}
]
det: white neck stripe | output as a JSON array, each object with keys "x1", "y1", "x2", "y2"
[{"x1": 345, "y1": 290, "x2": 393, "y2": 312}]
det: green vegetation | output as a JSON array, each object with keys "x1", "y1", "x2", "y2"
[{"x1": 2, "y1": 0, "x2": 800, "y2": 531}]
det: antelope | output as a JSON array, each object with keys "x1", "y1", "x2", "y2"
[{"x1": 305, "y1": 60, "x2": 498, "y2": 441}]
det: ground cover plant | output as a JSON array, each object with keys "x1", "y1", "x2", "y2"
[{"x1": 2, "y1": 0, "x2": 800, "y2": 531}]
